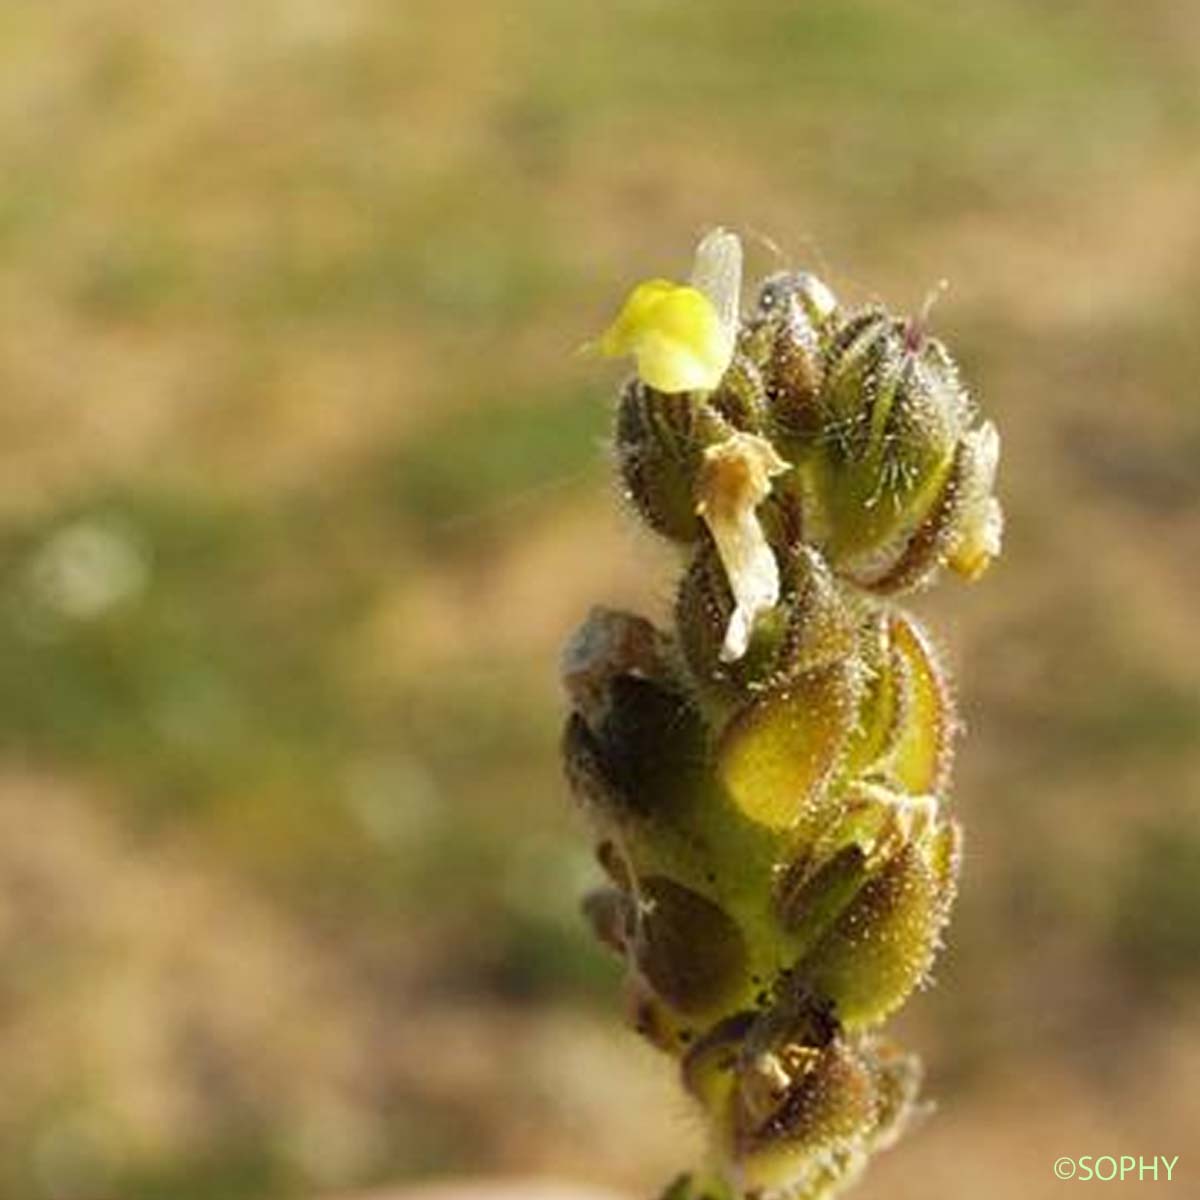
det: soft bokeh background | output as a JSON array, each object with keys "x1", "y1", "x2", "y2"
[{"x1": 2, "y1": 2, "x2": 1198, "y2": 1198}]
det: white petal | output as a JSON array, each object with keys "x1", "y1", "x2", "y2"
[
  {"x1": 695, "y1": 433, "x2": 789, "y2": 663},
  {"x1": 968, "y1": 420, "x2": 1000, "y2": 490},
  {"x1": 689, "y1": 227, "x2": 742, "y2": 353},
  {"x1": 796, "y1": 272, "x2": 838, "y2": 323},
  {"x1": 949, "y1": 421, "x2": 1003, "y2": 579}
]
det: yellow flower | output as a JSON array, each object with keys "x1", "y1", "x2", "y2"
[{"x1": 599, "y1": 229, "x2": 742, "y2": 394}]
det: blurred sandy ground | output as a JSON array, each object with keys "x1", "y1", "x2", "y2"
[
  {"x1": 340, "y1": 1185, "x2": 627, "y2": 1200},
  {"x1": 0, "y1": 1, "x2": 1198, "y2": 1198}
]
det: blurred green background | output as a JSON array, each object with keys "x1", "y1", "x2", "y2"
[{"x1": 1, "y1": 2, "x2": 1198, "y2": 1198}]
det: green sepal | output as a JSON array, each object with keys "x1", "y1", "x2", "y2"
[
  {"x1": 715, "y1": 661, "x2": 860, "y2": 832},
  {"x1": 677, "y1": 539, "x2": 855, "y2": 713},
  {"x1": 801, "y1": 309, "x2": 967, "y2": 571},
  {"x1": 616, "y1": 381, "x2": 734, "y2": 542},
  {"x1": 885, "y1": 612, "x2": 956, "y2": 796},
  {"x1": 635, "y1": 876, "x2": 748, "y2": 1016},
  {"x1": 800, "y1": 831, "x2": 957, "y2": 1030}
]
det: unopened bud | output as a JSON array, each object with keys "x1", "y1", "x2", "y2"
[
  {"x1": 801, "y1": 837, "x2": 957, "y2": 1029},
  {"x1": 616, "y1": 381, "x2": 735, "y2": 541},
  {"x1": 676, "y1": 540, "x2": 854, "y2": 707},
  {"x1": 815, "y1": 308, "x2": 969, "y2": 574},
  {"x1": 732, "y1": 1040, "x2": 875, "y2": 1195},
  {"x1": 747, "y1": 271, "x2": 839, "y2": 444}
]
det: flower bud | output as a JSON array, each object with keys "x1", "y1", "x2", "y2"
[
  {"x1": 800, "y1": 830, "x2": 959, "y2": 1029},
  {"x1": 746, "y1": 271, "x2": 839, "y2": 445},
  {"x1": 677, "y1": 538, "x2": 855, "y2": 707},
  {"x1": 845, "y1": 417, "x2": 1003, "y2": 594},
  {"x1": 616, "y1": 381, "x2": 735, "y2": 541},
  {"x1": 809, "y1": 308, "x2": 969, "y2": 576},
  {"x1": 707, "y1": 352, "x2": 770, "y2": 433},
  {"x1": 774, "y1": 782, "x2": 940, "y2": 963},
  {"x1": 774, "y1": 843, "x2": 871, "y2": 953},
  {"x1": 730, "y1": 1039, "x2": 875, "y2": 1194}
]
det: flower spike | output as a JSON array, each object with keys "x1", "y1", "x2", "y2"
[{"x1": 565, "y1": 229, "x2": 1001, "y2": 1200}]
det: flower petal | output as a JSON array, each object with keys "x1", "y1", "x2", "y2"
[
  {"x1": 598, "y1": 230, "x2": 743, "y2": 394},
  {"x1": 689, "y1": 227, "x2": 742, "y2": 343},
  {"x1": 695, "y1": 432, "x2": 790, "y2": 661},
  {"x1": 948, "y1": 421, "x2": 1003, "y2": 581}
]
